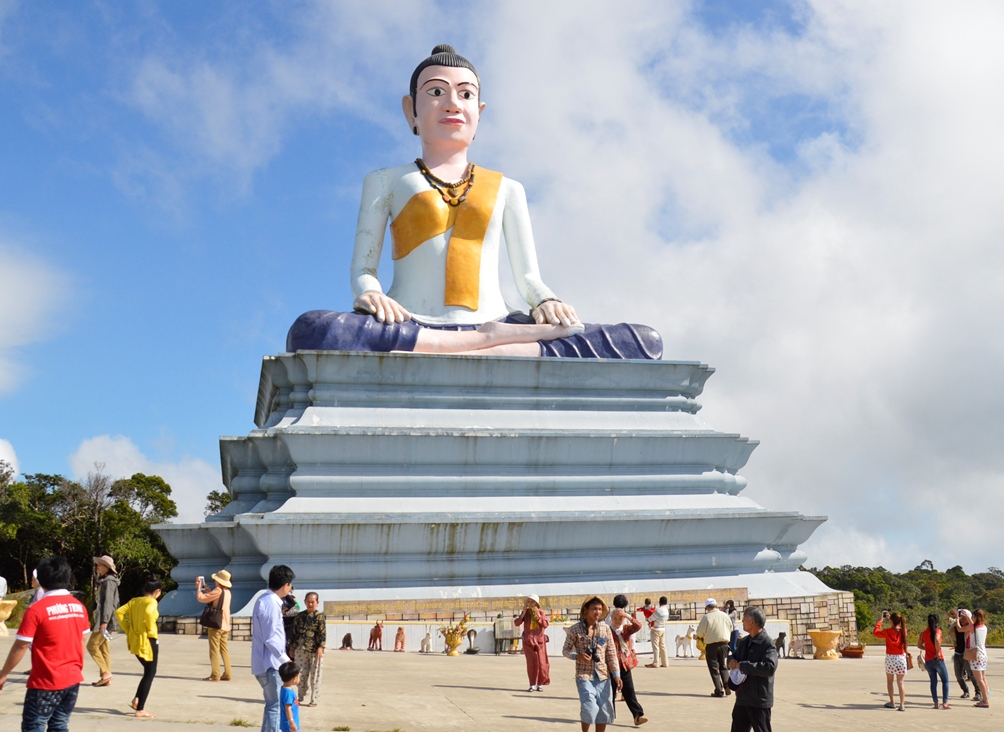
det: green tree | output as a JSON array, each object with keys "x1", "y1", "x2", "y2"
[
  {"x1": 0, "y1": 463, "x2": 179, "y2": 604},
  {"x1": 204, "y1": 489, "x2": 232, "y2": 516}
]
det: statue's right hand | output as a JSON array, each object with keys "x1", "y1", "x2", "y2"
[{"x1": 353, "y1": 291, "x2": 411, "y2": 324}]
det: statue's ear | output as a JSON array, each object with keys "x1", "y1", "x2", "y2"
[
  {"x1": 402, "y1": 94, "x2": 418, "y2": 134},
  {"x1": 478, "y1": 100, "x2": 486, "y2": 116}
]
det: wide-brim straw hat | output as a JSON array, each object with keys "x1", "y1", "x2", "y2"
[
  {"x1": 579, "y1": 595, "x2": 609, "y2": 621},
  {"x1": 93, "y1": 555, "x2": 117, "y2": 574},
  {"x1": 211, "y1": 570, "x2": 233, "y2": 588},
  {"x1": 526, "y1": 594, "x2": 540, "y2": 607}
]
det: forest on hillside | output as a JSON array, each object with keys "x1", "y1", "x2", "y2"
[{"x1": 806, "y1": 561, "x2": 1004, "y2": 645}]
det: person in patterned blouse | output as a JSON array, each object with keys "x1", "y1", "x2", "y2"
[
  {"x1": 289, "y1": 593, "x2": 326, "y2": 707},
  {"x1": 563, "y1": 596, "x2": 621, "y2": 731}
]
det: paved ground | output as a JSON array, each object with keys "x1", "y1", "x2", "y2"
[{"x1": 0, "y1": 634, "x2": 998, "y2": 730}]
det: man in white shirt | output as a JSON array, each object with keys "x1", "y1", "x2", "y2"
[
  {"x1": 696, "y1": 598, "x2": 734, "y2": 697},
  {"x1": 252, "y1": 565, "x2": 295, "y2": 732},
  {"x1": 645, "y1": 596, "x2": 670, "y2": 668}
]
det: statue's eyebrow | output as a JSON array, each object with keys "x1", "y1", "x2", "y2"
[{"x1": 420, "y1": 78, "x2": 479, "y2": 91}]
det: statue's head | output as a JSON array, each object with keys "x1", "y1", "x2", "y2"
[{"x1": 403, "y1": 44, "x2": 485, "y2": 151}]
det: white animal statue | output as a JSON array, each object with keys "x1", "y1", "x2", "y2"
[
  {"x1": 419, "y1": 632, "x2": 433, "y2": 653},
  {"x1": 675, "y1": 625, "x2": 697, "y2": 657},
  {"x1": 790, "y1": 636, "x2": 806, "y2": 659}
]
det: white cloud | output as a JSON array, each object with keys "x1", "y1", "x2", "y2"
[
  {"x1": 108, "y1": 2, "x2": 1004, "y2": 572},
  {"x1": 0, "y1": 245, "x2": 70, "y2": 393},
  {"x1": 69, "y1": 435, "x2": 219, "y2": 524},
  {"x1": 0, "y1": 438, "x2": 18, "y2": 477}
]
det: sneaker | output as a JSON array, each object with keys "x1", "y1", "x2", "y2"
[
  {"x1": 975, "y1": 694, "x2": 984, "y2": 703},
  {"x1": 527, "y1": 686, "x2": 534, "y2": 692},
  {"x1": 897, "y1": 705, "x2": 905, "y2": 712},
  {"x1": 883, "y1": 702, "x2": 896, "y2": 709},
  {"x1": 961, "y1": 692, "x2": 971, "y2": 699},
  {"x1": 535, "y1": 686, "x2": 544, "y2": 692}
]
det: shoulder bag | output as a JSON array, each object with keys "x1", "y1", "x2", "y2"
[{"x1": 200, "y1": 589, "x2": 226, "y2": 630}]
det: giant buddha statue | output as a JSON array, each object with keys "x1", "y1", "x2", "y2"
[{"x1": 288, "y1": 45, "x2": 662, "y2": 359}]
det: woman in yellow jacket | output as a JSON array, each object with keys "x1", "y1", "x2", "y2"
[{"x1": 115, "y1": 577, "x2": 161, "y2": 718}]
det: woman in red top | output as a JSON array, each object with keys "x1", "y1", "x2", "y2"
[
  {"x1": 873, "y1": 611, "x2": 908, "y2": 711},
  {"x1": 918, "y1": 613, "x2": 950, "y2": 709},
  {"x1": 513, "y1": 594, "x2": 550, "y2": 692}
]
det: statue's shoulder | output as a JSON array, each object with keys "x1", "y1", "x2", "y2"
[{"x1": 363, "y1": 163, "x2": 419, "y2": 189}]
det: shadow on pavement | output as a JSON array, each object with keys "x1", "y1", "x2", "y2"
[{"x1": 503, "y1": 716, "x2": 578, "y2": 725}]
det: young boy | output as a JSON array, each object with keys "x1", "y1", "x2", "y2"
[{"x1": 278, "y1": 661, "x2": 300, "y2": 732}]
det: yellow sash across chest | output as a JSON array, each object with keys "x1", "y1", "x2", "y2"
[{"x1": 390, "y1": 166, "x2": 504, "y2": 311}]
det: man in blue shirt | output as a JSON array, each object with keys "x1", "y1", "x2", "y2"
[{"x1": 252, "y1": 565, "x2": 295, "y2": 732}]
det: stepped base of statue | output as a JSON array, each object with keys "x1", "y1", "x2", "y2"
[{"x1": 154, "y1": 351, "x2": 826, "y2": 616}]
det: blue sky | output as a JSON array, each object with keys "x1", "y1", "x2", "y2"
[{"x1": 2, "y1": 1, "x2": 1004, "y2": 573}]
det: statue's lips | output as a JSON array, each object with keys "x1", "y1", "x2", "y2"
[{"x1": 439, "y1": 118, "x2": 465, "y2": 126}]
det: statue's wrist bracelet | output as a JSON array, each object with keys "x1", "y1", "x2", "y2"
[{"x1": 536, "y1": 297, "x2": 562, "y2": 308}]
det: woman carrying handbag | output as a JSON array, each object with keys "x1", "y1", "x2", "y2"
[
  {"x1": 873, "y1": 611, "x2": 908, "y2": 711},
  {"x1": 959, "y1": 609, "x2": 991, "y2": 708},
  {"x1": 196, "y1": 570, "x2": 233, "y2": 682},
  {"x1": 918, "y1": 613, "x2": 950, "y2": 709}
]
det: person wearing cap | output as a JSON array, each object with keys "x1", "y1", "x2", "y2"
[
  {"x1": 947, "y1": 608, "x2": 980, "y2": 701},
  {"x1": 696, "y1": 597, "x2": 733, "y2": 697},
  {"x1": 562, "y1": 596, "x2": 621, "y2": 731},
  {"x1": 196, "y1": 570, "x2": 233, "y2": 682},
  {"x1": 87, "y1": 554, "x2": 120, "y2": 687},
  {"x1": 514, "y1": 594, "x2": 550, "y2": 692},
  {"x1": 727, "y1": 606, "x2": 778, "y2": 732}
]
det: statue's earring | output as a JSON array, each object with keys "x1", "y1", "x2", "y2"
[{"x1": 413, "y1": 126, "x2": 418, "y2": 136}]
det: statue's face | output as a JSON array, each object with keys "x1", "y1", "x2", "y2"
[{"x1": 404, "y1": 65, "x2": 485, "y2": 150}]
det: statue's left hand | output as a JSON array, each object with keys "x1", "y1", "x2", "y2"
[{"x1": 532, "y1": 300, "x2": 580, "y2": 327}]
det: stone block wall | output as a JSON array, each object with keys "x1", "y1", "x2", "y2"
[{"x1": 751, "y1": 590, "x2": 858, "y2": 650}]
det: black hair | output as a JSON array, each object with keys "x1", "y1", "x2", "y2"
[
  {"x1": 613, "y1": 594, "x2": 629, "y2": 609},
  {"x1": 143, "y1": 577, "x2": 162, "y2": 595},
  {"x1": 36, "y1": 557, "x2": 73, "y2": 591},
  {"x1": 268, "y1": 564, "x2": 296, "y2": 591},
  {"x1": 658, "y1": 596, "x2": 668, "y2": 606},
  {"x1": 725, "y1": 600, "x2": 736, "y2": 612},
  {"x1": 644, "y1": 598, "x2": 651, "y2": 605},
  {"x1": 409, "y1": 44, "x2": 479, "y2": 117},
  {"x1": 927, "y1": 612, "x2": 939, "y2": 646},
  {"x1": 278, "y1": 661, "x2": 300, "y2": 683},
  {"x1": 305, "y1": 591, "x2": 319, "y2": 603}
]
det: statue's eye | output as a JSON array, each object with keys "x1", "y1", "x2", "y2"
[
  {"x1": 427, "y1": 88, "x2": 446, "y2": 97},
  {"x1": 460, "y1": 90, "x2": 475, "y2": 100}
]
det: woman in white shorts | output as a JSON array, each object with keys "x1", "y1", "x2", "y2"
[
  {"x1": 961, "y1": 609, "x2": 990, "y2": 708},
  {"x1": 873, "y1": 611, "x2": 908, "y2": 711}
]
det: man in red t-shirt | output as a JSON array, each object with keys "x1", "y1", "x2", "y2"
[{"x1": 0, "y1": 557, "x2": 91, "y2": 732}]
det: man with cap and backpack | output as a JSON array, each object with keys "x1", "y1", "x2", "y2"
[{"x1": 88, "y1": 554, "x2": 120, "y2": 687}]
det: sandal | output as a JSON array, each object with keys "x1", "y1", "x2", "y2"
[
  {"x1": 883, "y1": 702, "x2": 895, "y2": 708},
  {"x1": 975, "y1": 701, "x2": 989, "y2": 708},
  {"x1": 92, "y1": 676, "x2": 112, "y2": 687},
  {"x1": 941, "y1": 703, "x2": 951, "y2": 709},
  {"x1": 134, "y1": 711, "x2": 155, "y2": 718},
  {"x1": 130, "y1": 699, "x2": 139, "y2": 711}
]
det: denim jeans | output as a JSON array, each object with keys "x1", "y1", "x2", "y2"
[
  {"x1": 255, "y1": 668, "x2": 282, "y2": 732},
  {"x1": 926, "y1": 658, "x2": 949, "y2": 704},
  {"x1": 22, "y1": 685, "x2": 79, "y2": 732}
]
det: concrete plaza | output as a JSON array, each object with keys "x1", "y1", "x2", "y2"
[{"x1": 0, "y1": 633, "x2": 998, "y2": 730}]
